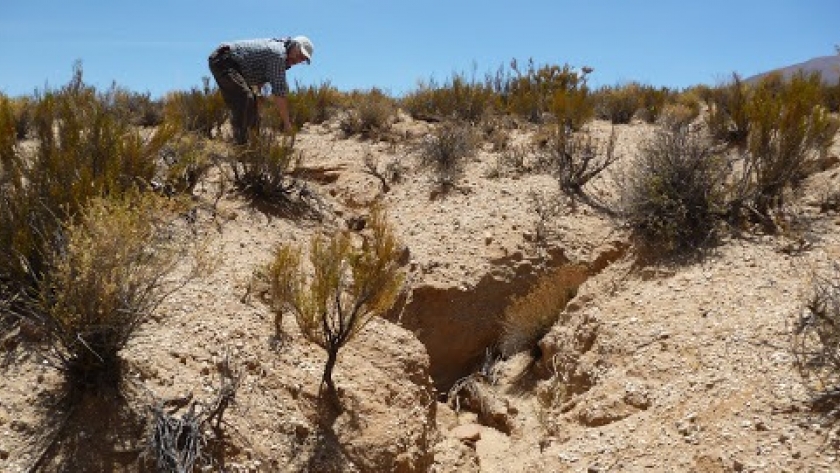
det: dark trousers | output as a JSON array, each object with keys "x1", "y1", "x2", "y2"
[{"x1": 208, "y1": 46, "x2": 259, "y2": 144}]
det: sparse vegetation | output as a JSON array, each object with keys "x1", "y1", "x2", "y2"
[{"x1": 5, "y1": 48, "x2": 840, "y2": 471}]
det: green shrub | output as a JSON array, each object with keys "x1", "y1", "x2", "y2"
[
  {"x1": 821, "y1": 79, "x2": 840, "y2": 113},
  {"x1": 593, "y1": 82, "x2": 676, "y2": 125},
  {"x1": 499, "y1": 265, "x2": 588, "y2": 357},
  {"x1": 418, "y1": 120, "x2": 478, "y2": 190},
  {"x1": 621, "y1": 125, "x2": 729, "y2": 257},
  {"x1": 264, "y1": 206, "x2": 404, "y2": 397},
  {"x1": 635, "y1": 85, "x2": 674, "y2": 124},
  {"x1": 339, "y1": 88, "x2": 396, "y2": 138},
  {"x1": 0, "y1": 95, "x2": 18, "y2": 176},
  {"x1": 163, "y1": 77, "x2": 227, "y2": 138}
]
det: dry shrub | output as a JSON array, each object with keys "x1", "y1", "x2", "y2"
[
  {"x1": 289, "y1": 80, "x2": 342, "y2": 128},
  {"x1": 704, "y1": 73, "x2": 752, "y2": 147},
  {"x1": 487, "y1": 142, "x2": 533, "y2": 178},
  {"x1": 527, "y1": 189, "x2": 565, "y2": 252},
  {"x1": 106, "y1": 85, "x2": 164, "y2": 127},
  {"x1": 148, "y1": 353, "x2": 242, "y2": 472},
  {"x1": 402, "y1": 73, "x2": 499, "y2": 122},
  {"x1": 229, "y1": 130, "x2": 301, "y2": 200},
  {"x1": 499, "y1": 265, "x2": 588, "y2": 357},
  {"x1": 503, "y1": 60, "x2": 594, "y2": 129},
  {"x1": 480, "y1": 114, "x2": 516, "y2": 152},
  {"x1": 620, "y1": 125, "x2": 729, "y2": 257},
  {"x1": 263, "y1": 206, "x2": 404, "y2": 396},
  {"x1": 1, "y1": 65, "x2": 174, "y2": 295},
  {"x1": 418, "y1": 120, "x2": 478, "y2": 190},
  {"x1": 742, "y1": 72, "x2": 839, "y2": 217},
  {"x1": 593, "y1": 83, "x2": 642, "y2": 124},
  {"x1": 159, "y1": 134, "x2": 216, "y2": 195},
  {"x1": 537, "y1": 125, "x2": 618, "y2": 195},
  {"x1": 16, "y1": 193, "x2": 204, "y2": 392},
  {"x1": 658, "y1": 102, "x2": 700, "y2": 130},
  {"x1": 6, "y1": 95, "x2": 34, "y2": 139},
  {"x1": 794, "y1": 263, "x2": 840, "y2": 422},
  {"x1": 163, "y1": 77, "x2": 227, "y2": 139},
  {"x1": 339, "y1": 88, "x2": 396, "y2": 138},
  {"x1": 362, "y1": 151, "x2": 405, "y2": 193}
]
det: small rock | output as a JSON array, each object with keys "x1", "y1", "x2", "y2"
[{"x1": 450, "y1": 424, "x2": 481, "y2": 444}]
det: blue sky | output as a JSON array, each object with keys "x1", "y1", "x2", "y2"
[{"x1": 2, "y1": 1, "x2": 838, "y2": 98}]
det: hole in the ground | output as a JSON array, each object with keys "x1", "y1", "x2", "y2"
[{"x1": 396, "y1": 241, "x2": 628, "y2": 394}]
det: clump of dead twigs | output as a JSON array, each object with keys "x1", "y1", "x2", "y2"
[{"x1": 147, "y1": 354, "x2": 243, "y2": 472}]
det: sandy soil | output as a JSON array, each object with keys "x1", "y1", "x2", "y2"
[{"x1": 2, "y1": 113, "x2": 840, "y2": 472}]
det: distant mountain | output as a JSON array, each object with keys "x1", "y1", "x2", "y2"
[{"x1": 744, "y1": 55, "x2": 840, "y2": 85}]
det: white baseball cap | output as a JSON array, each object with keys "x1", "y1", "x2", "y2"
[{"x1": 293, "y1": 36, "x2": 314, "y2": 64}]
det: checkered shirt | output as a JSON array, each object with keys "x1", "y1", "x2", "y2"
[{"x1": 225, "y1": 38, "x2": 290, "y2": 96}]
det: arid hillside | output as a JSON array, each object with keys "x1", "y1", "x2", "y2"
[{"x1": 2, "y1": 80, "x2": 840, "y2": 473}]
